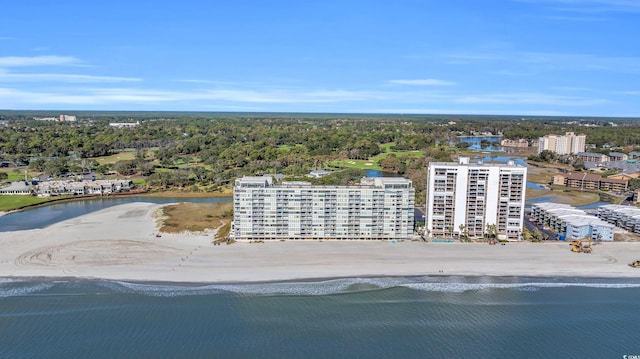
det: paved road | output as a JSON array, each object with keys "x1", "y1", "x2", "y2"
[{"x1": 524, "y1": 215, "x2": 558, "y2": 241}]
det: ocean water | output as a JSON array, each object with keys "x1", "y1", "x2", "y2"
[{"x1": 2, "y1": 276, "x2": 640, "y2": 358}]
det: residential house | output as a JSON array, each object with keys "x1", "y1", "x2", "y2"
[
  {"x1": 576, "y1": 152, "x2": 609, "y2": 163},
  {"x1": 608, "y1": 152, "x2": 628, "y2": 161}
]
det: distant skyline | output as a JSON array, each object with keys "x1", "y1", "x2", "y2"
[{"x1": 1, "y1": 0, "x2": 639, "y2": 116}]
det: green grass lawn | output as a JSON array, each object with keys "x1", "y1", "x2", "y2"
[
  {"x1": 0, "y1": 196, "x2": 52, "y2": 212},
  {"x1": 2, "y1": 169, "x2": 40, "y2": 181},
  {"x1": 328, "y1": 143, "x2": 425, "y2": 170},
  {"x1": 327, "y1": 159, "x2": 382, "y2": 170},
  {"x1": 91, "y1": 150, "x2": 137, "y2": 165}
]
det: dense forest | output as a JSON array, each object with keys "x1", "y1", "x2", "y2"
[{"x1": 2, "y1": 111, "x2": 640, "y2": 204}]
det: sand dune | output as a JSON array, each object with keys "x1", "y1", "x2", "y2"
[{"x1": 1, "y1": 202, "x2": 640, "y2": 283}]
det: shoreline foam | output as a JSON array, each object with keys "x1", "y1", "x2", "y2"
[{"x1": 3, "y1": 275, "x2": 640, "y2": 299}]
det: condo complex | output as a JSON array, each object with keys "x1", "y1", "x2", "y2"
[
  {"x1": 426, "y1": 157, "x2": 527, "y2": 241},
  {"x1": 232, "y1": 176, "x2": 415, "y2": 241}
]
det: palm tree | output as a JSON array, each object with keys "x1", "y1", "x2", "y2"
[
  {"x1": 485, "y1": 223, "x2": 497, "y2": 243},
  {"x1": 459, "y1": 224, "x2": 467, "y2": 241}
]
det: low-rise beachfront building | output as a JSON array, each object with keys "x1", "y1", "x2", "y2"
[
  {"x1": 232, "y1": 176, "x2": 415, "y2": 241},
  {"x1": 565, "y1": 172, "x2": 601, "y2": 190},
  {"x1": 608, "y1": 152, "x2": 628, "y2": 161},
  {"x1": 531, "y1": 202, "x2": 614, "y2": 241},
  {"x1": 308, "y1": 170, "x2": 330, "y2": 178},
  {"x1": 599, "y1": 177, "x2": 628, "y2": 192},
  {"x1": 597, "y1": 204, "x2": 640, "y2": 234},
  {"x1": 608, "y1": 172, "x2": 640, "y2": 181},
  {"x1": 576, "y1": 152, "x2": 609, "y2": 163},
  {"x1": 563, "y1": 172, "x2": 628, "y2": 192},
  {"x1": 426, "y1": 157, "x2": 527, "y2": 241},
  {"x1": 0, "y1": 179, "x2": 134, "y2": 197},
  {"x1": 628, "y1": 151, "x2": 640, "y2": 160},
  {"x1": 0, "y1": 181, "x2": 33, "y2": 195},
  {"x1": 35, "y1": 179, "x2": 132, "y2": 197},
  {"x1": 500, "y1": 138, "x2": 529, "y2": 148}
]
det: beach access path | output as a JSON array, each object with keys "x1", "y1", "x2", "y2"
[{"x1": 1, "y1": 202, "x2": 640, "y2": 283}]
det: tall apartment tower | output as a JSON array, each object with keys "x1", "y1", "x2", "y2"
[
  {"x1": 233, "y1": 176, "x2": 415, "y2": 240},
  {"x1": 537, "y1": 132, "x2": 586, "y2": 154},
  {"x1": 426, "y1": 157, "x2": 527, "y2": 241}
]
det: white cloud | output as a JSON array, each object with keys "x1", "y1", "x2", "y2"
[
  {"x1": 371, "y1": 107, "x2": 571, "y2": 116},
  {"x1": 455, "y1": 92, "x2": 610, "y2": 106},
  {"x1": 550, "y1": 86, "x2": 596, "y2": 92},
  {"x1": 0, "y1": 55, "x2": 81, "y2": 67},
  {"x1": 388, "y1": 79, "x2": 456, "y2": 86},
  {"x1": 0, "y1": 83, "x2": 617, "y2": 115},
  {"x1": 543, "y1": 15, "x2": 607, "y2": 21},
  {"x1": 0, "y1": 86, "x2": 390, "y2": 106},
  {"x1": 614, "y1": 90, "x2": 640, "y2": 96},
  {"x1": 0, "y1": 71, "x2": 142, "y2": 83},
  {"x1": 516, "y1": 0, "x2": 640, "y2": 13},
  {"x1": 445, "y1": 51, "x2": 640, "y2": 74}
]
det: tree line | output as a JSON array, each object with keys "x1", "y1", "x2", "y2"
[{"x1": 2, "y1": 113, "x2": 640, "y2": 202}]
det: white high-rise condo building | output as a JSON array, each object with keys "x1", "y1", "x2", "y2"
[
  {"x1": 537, "y1": 132, "x2": 586, "y2": 154},
  {"x1": 59, "y1": 115, "x2": 76, "y2": 122},
  {"x1": 233, "y1": 176, "x2": 415, "y2": 240},
  {"x1": 426, "y1": 157, "x2": 527, "y2": 241}
]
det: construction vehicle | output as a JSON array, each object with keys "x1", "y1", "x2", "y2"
[
  {"x1": 629, "y1": 261, "x2": 640, "y2": 268},
  {"x1": 570, "y1": 237, "x2": 592, "y2": 253}
]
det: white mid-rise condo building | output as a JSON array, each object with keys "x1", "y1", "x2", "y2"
[
  {"x1": 233, "y1": 176, "x2": 415, "y2": 240},
  {"x1": 426, "y1": 157, "x2": 527, "y2": 241},
  {"x1": 537, "y1": 132, "x2": 586, "y2": 154}
]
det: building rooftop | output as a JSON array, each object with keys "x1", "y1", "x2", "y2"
[
  {"x1": 565, "y1": 172, "x2": 603, "y2": 182},
  {"x1": 560, "y1": 214, "x2": 613, "y2": 228},
  {"x1": 576, "y1": 152, "x2": 607, "y2": 157},
  {"x1": 0, "y1": 181, "x2": 32, "y2": 191},
  {"x1": 532, "y1": 202, "x2": 575, "y2": 211},
  {"x1": 236, "y1": 176, "x2": 412, "y2": 189},
  {"x1": 429, "y1": 156, "x2": 526, "y2": 168},
  {"x1": 547, "y1": 208, "x2": 587, "y2": 217}
]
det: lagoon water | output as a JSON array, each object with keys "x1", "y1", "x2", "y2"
[
  {"x1": 0, "y1": 196, "x2": 231, "y2": 232},
  {"x1": 1, "y1": 276, "x2": 640, "y2": 358},
  {"x1": 458, "y1": 136, "x2": 503, "y2": 152}
]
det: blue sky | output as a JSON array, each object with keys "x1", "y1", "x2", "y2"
[{"x1": 1, "y1": 0, "x2": 639, "y2": 116}]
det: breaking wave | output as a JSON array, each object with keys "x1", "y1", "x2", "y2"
[
  {"x1": 0, "y1": 279, "x2": 55, "y2": 298},
  {"x1": 97, "y1": 276, "x2": 640, "y2": 297},
  {"x1": 3, "y1": 276, "x2": 640, "y2": 298}
]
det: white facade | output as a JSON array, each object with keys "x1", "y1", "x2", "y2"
[
  {"x1": 597, "y1": 204, "x2": 640, "y2": 235},
  {"x1": 233, "y1": 176, "x2": 415, "y2": 240},
  {"x1": 109, "y1": 121, "x2": 140, "y2": 128},
  {"x1": 426, "y1": 157, "x2": 527, "y2": 240},
  {"x1": 537, "y1": 132, "x2": 586, "y2": 154},
  {"x1": 60, "y1": 115, "x2": 76, "y2": 122},
  {"x1": 532, "y1": 202, "x2": 614, "y2": 241}
]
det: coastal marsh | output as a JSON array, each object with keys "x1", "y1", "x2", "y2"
[{"x1": 156, "y1": 201, "x2": 233, "y2": 234}]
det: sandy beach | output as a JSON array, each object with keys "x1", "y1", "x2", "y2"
[{"x1": 1, "y1": 202, "x2": 640, "y2": 283}]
